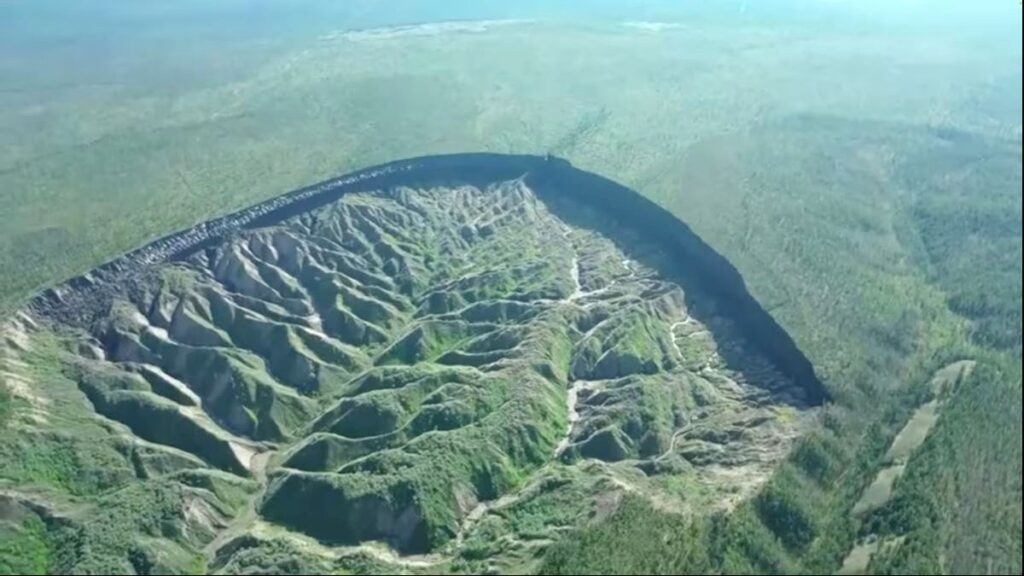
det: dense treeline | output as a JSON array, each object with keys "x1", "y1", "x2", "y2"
[
  {"x1": 901, "y1": 136, "x2": 1023, "y2": 354},
  {"x1": 2, "y1": 109, "x2": 1019, "y2": 575},
  {"x1": 541, "y1": 497, "x2": 714, "y2": 575},
  {"x1": 539, "y1": 340, "x2": 1016, "y2": 574},
  {"x1": 867, "y1": 357, "x2": 1023, "y2": 574}
]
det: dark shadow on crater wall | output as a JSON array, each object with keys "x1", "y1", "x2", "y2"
[
  {"x1": 534, "y1": 197, "x2": 809, "y2": 410},
  {"x1": 526, "y1": 158, "x2": 827, "y2": 406},
  {"x1": 28, "y1": 152, "x2": 827, "y2": 404}
]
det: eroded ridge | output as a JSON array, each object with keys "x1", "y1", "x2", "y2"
[
  {"x1": 52, "y1": 179, "x2": 813, "y2": 555},
  {"x1": 13, "y1": 157, "x2": 823, "y2": 569}
]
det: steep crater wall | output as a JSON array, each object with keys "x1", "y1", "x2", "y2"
[{"x1": 29, "y1": 153, "x2": 827, "y2": 404}]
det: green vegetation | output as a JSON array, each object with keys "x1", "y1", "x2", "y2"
[
  {"x1": 3, "y1": 167, "x2": 820, "y2": 571},
  {"x1": 901, "y1": 139, "x2": 1023, "y2": 352},
  {"x1": 0, "y1": 517, "x2": 50, "y2": 575},
  {"x1": 542, "y1": 496, "x2": 713, "y2": 575},
  {"x1": 532, "y1": 351, "x2": 1022, "y2": 576},
  {"x1": 867, "y1": 357, "x2": 1022, "y2": 574},
  {"x1": 0, "y1": 331, "x2": 260, "y2": 575},
  {"x1": 1, "y1": 3, "x2": 1020, "y2": 575}
]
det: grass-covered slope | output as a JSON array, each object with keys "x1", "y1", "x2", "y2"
[{"x1": 2, "y1": 162, "x2": 824, "y2": 572}]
